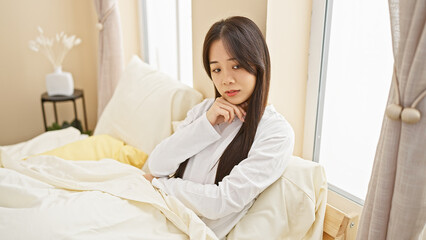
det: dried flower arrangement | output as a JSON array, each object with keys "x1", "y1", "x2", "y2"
[{"x1": 28, "y1": 27, "x2": 82, "y2": 70}]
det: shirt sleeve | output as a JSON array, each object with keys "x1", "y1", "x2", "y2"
[
  {"x1": 148, "y1": 99, "x2": 221, "y2": 177},
  {"x1": 152, "y1": 116, "x2": 295, "y2": 220}
]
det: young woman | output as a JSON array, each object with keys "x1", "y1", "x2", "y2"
[{"x1": 144, "y1": 16, "x2": 294, "y2": 239}]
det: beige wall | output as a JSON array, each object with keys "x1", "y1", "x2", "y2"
[
  {"x1": 0, "y1": 0, "x2": 98, "y2": 145},
  {"x1": 118, "y1": 0, "x2": 141, "y2": 63},
  {"x1": 0, "y1": 0, "x2": 140, "y2": 146},
  {"x1": 266, "y1": 0, "x2": 313, "y2": 156},
  {"x1": 192, "y1": 0, "x2": 268, "y2": 99}
]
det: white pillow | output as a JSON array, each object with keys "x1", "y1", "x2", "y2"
[
  {"x1": 94, "y1": 55, "x2": 203, "y2": 155},
  {"x1": 227, "y1": 156, "x2": 327, "y2": 240}
]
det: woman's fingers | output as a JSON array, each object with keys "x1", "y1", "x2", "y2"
[
  {"x1": 217, "y1": 98, "x2": 245, "y2": 122},
  {"x1": 207, "y1": 103, "x2": 229, "y2": 125},
  {"x1": 207, "y1": 98, "x2": 248, "y2": 125},
  {"x1": 239, "y1": 101, "x2": 248, "y2": 110},
  {"x1": 143, "y1": 174, "x2": 156, "y2": 183},
  {"x1": 217, "y1": 107, "x2": 230, "y2": 123},
  {"x1": 237, "y1": 106, "x2": 246, "y2": 121},
  {"x1": 216, "y1": 102, "x2": 236, "y2": 123}
]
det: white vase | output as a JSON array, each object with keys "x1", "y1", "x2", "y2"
[{"x1": 46, "y1": 66, "x2": 74, "y2": 96}]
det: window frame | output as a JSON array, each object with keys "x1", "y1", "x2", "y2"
[
  {"x1": 137, "y1": 0, "x2": 193, "y2": 87},
  {"x1": 138, "y1": 0, "x2": 149, "y2": 63},
  {"x1": 304, "y1": 0, "x2": 365, "y2": 205}
]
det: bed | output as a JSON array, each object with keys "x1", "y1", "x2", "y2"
[{"x1": 0, "y1": 56, "x2": 327, "y2": 240}]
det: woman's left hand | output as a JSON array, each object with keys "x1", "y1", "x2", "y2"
[{"x1": 143, "y1": 174, "x2": 157, "y2": 183}]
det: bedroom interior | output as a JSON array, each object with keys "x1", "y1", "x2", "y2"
[{"x1": 0, "y1": 0, "x2": 424, "y2": 239}]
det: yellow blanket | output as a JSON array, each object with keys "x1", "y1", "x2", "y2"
[{"x1": 38, "y1": 134, "x2": 148, "y2": 169}]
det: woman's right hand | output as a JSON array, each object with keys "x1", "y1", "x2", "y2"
[{"x1": 206, "y1": 98, "x2": 246, "y2": 126}]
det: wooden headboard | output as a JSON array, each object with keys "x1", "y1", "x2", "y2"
[{"x1": 323, "y1": 204, "x2": 359, "y2": 240}]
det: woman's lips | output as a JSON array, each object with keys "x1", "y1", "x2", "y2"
[{"x1": 225, "y1": 90, "x2": 240, "y2": 97}]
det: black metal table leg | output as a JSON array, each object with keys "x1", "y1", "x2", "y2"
[
  {"x1": 41, "y1": 100, "x2": 48, "y2": 131},
  {"x1": 82, "y1": 95, "x2": 88, "y2": 132},
  {"x1": 72, "y1": 99, "x2": 78, "y2": 120},
  {"x1": 53, "y1": 102, "x2": 58, "y2": 124}
]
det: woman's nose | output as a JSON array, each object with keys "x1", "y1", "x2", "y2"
[{"x1": 223, "y1": 72, "x2": 235, "y2": 85}]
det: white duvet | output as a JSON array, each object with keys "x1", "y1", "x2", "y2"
[{"x1": 0, "y1": 128, "x2": 217, "y2": 240}]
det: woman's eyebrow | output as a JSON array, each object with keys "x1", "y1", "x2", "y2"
[{"x1": 209, "y1": 58, "x2": 236, "y2": 64}]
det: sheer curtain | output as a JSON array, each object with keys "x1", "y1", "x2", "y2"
[
  {"x1": 357, "y1": 0, "x2": 426, "y2": 239},
  {"x1": 94, "y1": 0, "x2": 124, "y2": 118}
]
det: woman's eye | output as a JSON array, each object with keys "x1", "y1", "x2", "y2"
[
  {"x1": 212, "y1": 68, "x2": 221, "y2": 73},
  {"x1": 232, "y1": 65, "x2": 240, "y2": 70}
]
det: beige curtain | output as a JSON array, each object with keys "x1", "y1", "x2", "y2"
[
  {"x1": 357, "y1": 0, "x2": 426, "y2": 239},
  {"x1": 94, "y1": 0, "x2": 124, "y2": 118}
]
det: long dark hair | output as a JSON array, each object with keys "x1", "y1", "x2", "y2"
[{"x1": 175, "y1": 16, "x2": 271, "y2": 184}]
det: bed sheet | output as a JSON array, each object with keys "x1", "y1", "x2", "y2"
[{"x1": 0, "y1": 128, "x2": 217, "y2": 240}]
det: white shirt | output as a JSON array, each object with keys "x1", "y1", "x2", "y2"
[{"x1": 148, "y1": 98, "x2": 295, "y2": 239}]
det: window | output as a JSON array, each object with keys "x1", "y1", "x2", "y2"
[
  {"x1": 139, "y1": 0, "x2": 193, "y2": 87},
  {"x1": 312, "y1": 0, "x2": 393, "y2": 204}
]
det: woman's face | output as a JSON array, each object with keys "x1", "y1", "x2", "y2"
[{"x1": 209, "y1": 39, "x2": 256, "y2": 105}]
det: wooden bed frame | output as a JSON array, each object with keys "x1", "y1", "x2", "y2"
[{"x1": 323, "y1": 204, "x2": 359, "y2": 240}]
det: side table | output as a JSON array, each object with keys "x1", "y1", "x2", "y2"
[{"x1": 41, "y1": 89, "x2": 88, "y2": 132}]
